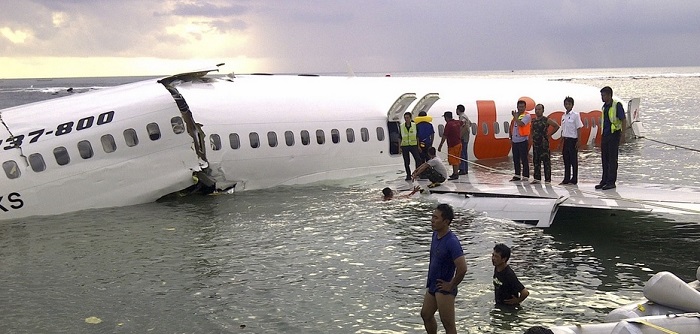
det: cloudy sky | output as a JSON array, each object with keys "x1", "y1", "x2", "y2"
[{"x1": 1, "y1": 1, "x2": 699, "y2": 78}]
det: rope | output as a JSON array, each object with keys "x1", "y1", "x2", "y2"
[
  {"x1": 642, "y1": 137, "x2": 700, "y2": 153},
  {"x1": 627, "y1": 319, "x2": 679, "y2": 334}
]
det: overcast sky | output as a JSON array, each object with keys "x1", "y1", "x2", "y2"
[{"x1": 1, "y1": 1, "x2": 699, "y2": 78}]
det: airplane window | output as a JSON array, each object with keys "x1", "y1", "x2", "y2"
[
  {"x1": 210, "y1": 134, "x2": 222, "y2": 151},
  {"x1": 494, "y1": 122, "x2": 500, "y2": 134},
  {"x1": 28, "y1": 153, "x2": 46, "y2": 172},
  {"x1": 331, "y1": 129, "x2": 340, "y2": 144},
  {"x1": 471, "y1": 123, "x2": 477, "y2": 135},
  {"x1": 249, "y1": 132, "x2": 260, "y2": 148},
  {"x1": 438, "y1": 124, "x2": 445, "y2": 137},
  {"x1": 2, "y1": 160, "x2": 20, "y2": 179},
  {"x1": 316, "y1": 130, "x2": 325, "y2": 144},
  {"x1": 268, "y1": 131, "x2": 278, "y2": 147},
  {"x1": 229, "y1": 133, "x2": 240, "y2": 149},
  {"x1": 171, "y1": 117, "x2": 185, "y2": 134},
  {"x1": 376, "y1": 127, "x2": 385, "y2": 141},
  {"x1": 101, "y1": 134, "x2": 117, "y2": 153},
  {"x1": 301, "y1": 130, "x2": 310, "y2": 145},
  {"x1": 346, "y1": 128, "x2": 355, "y2": 143},
  {"x1": 503, "y1": 122, "x2": 510, "y2": 134},
  {"x1": 124, "y1": 129, "x2": 139, "y2": 147},
  {"x1": 78, "y1": 140, "x2": 94, "y2": 159},
  {"x1": 147, "y1": 123, "x2": 161, "y2": 141},
  {"x1": 285, "y1": 131, "x2": 294, "y2": 146},
  {"x1": 53, "y1": 146, "x2": 70, "y2": 166},
  {"x1": 482, "y1": 123, "x2": 489, "y2": 135},
  {"x1": 361, "y1": 128, "x2": 370, "y2": 142}
]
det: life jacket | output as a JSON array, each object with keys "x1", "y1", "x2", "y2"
[
  {"x1": 414, "y1": 115, "x2": 433, "y2": 124},
  {"x1": 602, "y1": 100, "x2": 622, "y2": 133},
  {"x1": 400, "y1": 122, "x2": 418, "y2": 146},
  {"x1": 516, "y1": 113, "x2": 531, "y2": 136}
]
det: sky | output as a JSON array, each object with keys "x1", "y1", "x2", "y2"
[{"x1": 1, "y1": 1, "x2": 699, "y2": 78}]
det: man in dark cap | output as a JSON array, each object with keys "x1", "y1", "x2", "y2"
[{"x1": 437, "y1": 111, "x2": 462, "y2": 180}]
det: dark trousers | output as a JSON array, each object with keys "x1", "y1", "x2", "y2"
[
  {"x1": 459, "y1": 140, "x2": 469, "y2": 173},
  {"x1": 600, "y1": 132, "x2": 620, "y2": 186},
  {"x1": 420, "y1": 167, "x2": 447, "y2": 184},
  {"x1": 418, "y1": 141, "x2": 432, "y2": 165},
  {"x1": 512, "y1": 140, "x2": 529, "y2": 178},
  {"x1": 532, "y1": 146, "x2": 551, "y2": 182},
  {"x1": 402, "y1": 145, "x2": 421, "y2": 178},
  {"x1": 562, "y1": 137, "x2": 578, "y2": 183}
]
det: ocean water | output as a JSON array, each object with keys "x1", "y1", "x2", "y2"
[{"x1": 1, "y1": 67, "x2": 699, "y2": 333}]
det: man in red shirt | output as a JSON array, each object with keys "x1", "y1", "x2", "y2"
[{"x1": 437, "y1": 111, "x2": 462, "y2": 180}]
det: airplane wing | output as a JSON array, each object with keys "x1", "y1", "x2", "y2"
[{"x1": 417, "y1": 170, "x2": 700, "y2": 228}]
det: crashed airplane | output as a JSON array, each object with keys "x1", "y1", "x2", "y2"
[{"x1": 1, "y1": 64, "x2": 654, "y2": 222}]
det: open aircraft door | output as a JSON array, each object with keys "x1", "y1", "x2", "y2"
[
  {"x1": 386, "y1": 93, "x2": 417, "y2": 155},
  {"x1": 387, "y1": 93, "x2": 417, "y2": 122},
  {"x1": 410, "y1": 93, "x2": 440, "y2": 118}
]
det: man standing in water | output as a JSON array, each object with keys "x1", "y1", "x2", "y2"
[
  {"x1": 596, "y1": 86, "x2": 626, "y2": 190},
  {"x1": 492, "y1": 243, "x2": 529, "y2": 307},
  {"x1": 420, "y1": 204, "x2": 468, "y2": 334}
]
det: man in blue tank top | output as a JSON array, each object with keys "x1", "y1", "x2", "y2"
[{"x1": 420, "y1": 204, "x2": 468, "y2": 334}]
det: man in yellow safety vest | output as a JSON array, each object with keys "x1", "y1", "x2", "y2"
[{"x1": 596, "y1": 86, "x2": 627, "y2": 190}]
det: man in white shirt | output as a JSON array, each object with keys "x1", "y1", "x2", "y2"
[{"x1": 559, "y1": 96, "x2": 584, "y2": 185}]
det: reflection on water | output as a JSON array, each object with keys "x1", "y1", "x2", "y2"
[{"x1": 2, "y1": 183, "x2": 699, "y2": 333}]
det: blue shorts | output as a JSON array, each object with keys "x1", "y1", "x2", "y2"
[{"x1": 427, "y1": 286, "x2": 458, "y2": 297}]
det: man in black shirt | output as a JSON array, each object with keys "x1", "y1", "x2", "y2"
[{"x1": 492, "y1": 243, "x2": 529, "y2": 307}]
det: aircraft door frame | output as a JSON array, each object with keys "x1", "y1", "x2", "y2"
[
  {"x1": 386, "y1": 93, "x2": 417, "y2": 155},
  {"x1": 410, "y1": 93, "x2": 440, "y2": 118}
]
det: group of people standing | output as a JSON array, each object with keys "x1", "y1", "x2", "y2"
[
  {"x1": 401, "y1": 105, "x2": 472, "y2": 189},
  {"x1": 400, "y1": 85, "x2": 626, "y2": 191},
  {"x1": 510, "y1": 86, "x2": 626, "y2": 189}
]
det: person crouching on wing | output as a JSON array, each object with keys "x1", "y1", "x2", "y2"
[{"x1": 412, "y1": 147, "x2": 449, "y2": 188}]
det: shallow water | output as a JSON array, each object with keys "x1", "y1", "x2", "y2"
[{"x1": 1, "y1": 67, "x2": 699, "y2": 333}]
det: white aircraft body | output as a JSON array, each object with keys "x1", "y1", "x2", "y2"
[{"x1": 0, "y1": 66, "x2": 650, "y2": 222}]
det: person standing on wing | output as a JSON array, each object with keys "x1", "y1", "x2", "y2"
[
  {"x1": 455, "y1": 104, "x2": 472, "y2": 175},
  {"x1": 596, "y1": 86, "x2": 626, "y2": 190},
  {"x1": 438, "y1": 111, "x2": 462, "y2": 180},
  {"x1": 509, "y1": 100, "x2": 531, "y2": 181},
  {"x1": 530, "y1": 104, "x2": 560, "y2": 184},
  {"x1": 559, "y1": 96, "x2": 583, "y2": 185},
  {"x1": 400, "y1": 112, "x2": 421, "y2": 181}
]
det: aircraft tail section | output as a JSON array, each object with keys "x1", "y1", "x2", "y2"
[{"x1": 627, "y1": 97, "x2": 644, "y2": 139}]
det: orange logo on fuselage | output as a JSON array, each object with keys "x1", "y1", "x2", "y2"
[{"x1": 471, "y1": 100, "x2": 602, "y2": 160}]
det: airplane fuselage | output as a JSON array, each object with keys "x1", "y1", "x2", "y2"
[{"x1": 0, "y1": 72, "x2": 636, "y2": 221}]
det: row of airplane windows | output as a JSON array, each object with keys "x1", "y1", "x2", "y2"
[
  {"x1": 2, "y1": 116, "x2": 601, "y2": 180},
  {"x1": 210, "y1": 127, "x2": 383, "y2": 150},
  {"x1": 2, "y1": 117, "x2": 187, "y2": 180},
  {"x1": 1, "y1": 118, "x2": 389, "y2": 180}
]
